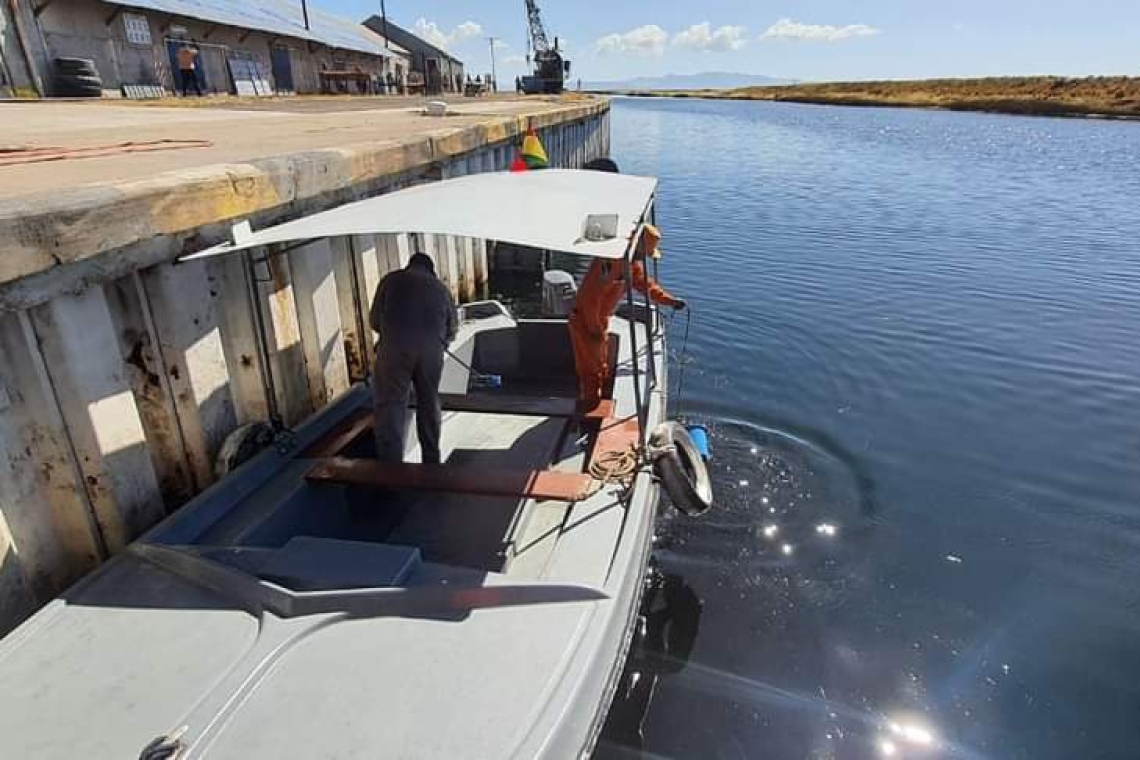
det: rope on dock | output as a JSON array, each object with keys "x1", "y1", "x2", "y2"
[{"x1": 0, "y1": 139, "x2": 213, "y2": 166}]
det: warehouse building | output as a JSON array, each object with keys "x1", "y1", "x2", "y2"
[
  {"x1": 363, "y1": 16, "x2": 465, "y2": 95},
  {"x1": 1, "y1": 0, "x2": 416, "y2": 97}
]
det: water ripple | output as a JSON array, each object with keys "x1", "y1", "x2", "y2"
[{"x1": 599, "y1": 98, "x2": 1140, "y2": 760}]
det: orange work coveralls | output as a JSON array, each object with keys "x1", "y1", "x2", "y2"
[{"x1": 568, "y1": 227, "x2": 681, "y2": 407}]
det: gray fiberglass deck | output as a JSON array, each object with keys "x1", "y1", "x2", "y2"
[
  {"x1": 0, "y1": 168, "x2": 678, "y2": 760},
  {"x1": 387, "y1": 410, "x2": 575, "y2": 572},
  {"x1": 0, "y1": 311, "x2": 668, "y2": 760},
  {"x1": 186, "y1": 317, "x2": 595, "y2": 579}
]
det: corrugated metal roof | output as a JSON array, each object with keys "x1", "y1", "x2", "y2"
[
  {"x1": 112, "y1": 0, "x2": 395, "y2": 57},
  {"x1": 363, "y1": 16, "x2": 462, "y2": 65}
]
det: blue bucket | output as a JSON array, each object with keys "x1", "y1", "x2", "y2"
[
  {"x1": 472, "y1": 374, "x2": 503, "y2": 389},
  {"x1": 686, "y1": 424, "x2": 711, "y2": 461}
]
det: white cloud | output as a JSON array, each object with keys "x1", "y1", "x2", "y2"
[
  {"x1": 453, "y1": 21, "x2": 483, "y2": 42},
  {"x1": 760, "y1": 18, "x2": 881, "y2": 42},
  {"x1": 413, "y1": 19, "x2": 450, "y2": 49},
  {"x1": 673, "y1": 22, "x2": 748, "y2": 52},
  {"x1": 414, "y1": 18, "x2": 484, "y2": 50},
  {"x1": 593, "y1": 25, "x2": 668, "y2": 56}
]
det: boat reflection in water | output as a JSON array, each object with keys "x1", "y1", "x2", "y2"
[
  {"x1": 597, "y1": 560, "x2": 951, "y2": 760},
  {"x1": 599, "y1": 563, "x2": 704, "y2": 753}
]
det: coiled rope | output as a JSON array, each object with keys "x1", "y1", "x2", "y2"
[{"x1": 589, "y1": 446, "x2": 641, "y2": 484}]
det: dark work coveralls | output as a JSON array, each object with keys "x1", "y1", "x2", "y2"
[{"x1": 369, "y1": 257, "x2": 457, "y2": 464}]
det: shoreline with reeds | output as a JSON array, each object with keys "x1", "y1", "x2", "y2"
[{"x1": 593, "y1": 76, "x2": 1140, "y2": 121}]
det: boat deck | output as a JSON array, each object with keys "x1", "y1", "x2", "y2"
[
  {"x1": 0, "y1": 311, "x2": 668, "y2": 760},
  {"x1": 172, "y1": 315, "x2": 637, "y2": 585}
]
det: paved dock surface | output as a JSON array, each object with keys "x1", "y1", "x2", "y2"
[
  {"x1": 0, "y1": 95, "x2": 588, "y2": 200},
  {"x1": 0, "y1": 94, "x2": 607, "y2": 285}
]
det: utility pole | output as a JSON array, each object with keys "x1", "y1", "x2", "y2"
[
  {"x1": 487, "y1": 36, "x2": 498, "y2": 92},
  {"x1": 300, "y1": 0, "x2": 310, "y2": 30},
  {"x1": 380, "y1": 0, "x2": 389, "y2": 44}
]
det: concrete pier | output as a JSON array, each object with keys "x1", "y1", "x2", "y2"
[{"x1": 0, "y1": 95, "x2": 611, "y2": 633}]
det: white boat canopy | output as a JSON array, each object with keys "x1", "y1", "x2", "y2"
[{"x1": 180, "y1": 169, "x2": 659, "y2": 263}]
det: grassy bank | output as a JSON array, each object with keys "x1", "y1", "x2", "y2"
[{"x1": 604, "y1": 77, "x2": 1140, "y2": 119}]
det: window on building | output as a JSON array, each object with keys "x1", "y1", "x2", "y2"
[{"x1": 123, "y1": 13, "x2": 152, "y2": 46}]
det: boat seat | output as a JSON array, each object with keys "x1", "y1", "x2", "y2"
[
  {"x1": 258, "y1": 536, "x2": 421, "y2": 591},
  {"x1": 307, "y1": 457, "x2": 596, "y2": 502},
  {"x1": 302, "y1": 396, "x2": 615, "y2": 459}
]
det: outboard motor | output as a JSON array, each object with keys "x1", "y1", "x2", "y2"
[{"x1": 542, "y1": 269, "x2": 577, "y2": 317}]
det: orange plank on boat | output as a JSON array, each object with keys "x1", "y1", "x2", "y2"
[{"x1": 307, "y1": 457, "x2": 597, "y2": 502}]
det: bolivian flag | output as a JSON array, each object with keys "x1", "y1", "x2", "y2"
[{"x1": 521, "y1": 127, "x2": 549, "y2": 169}]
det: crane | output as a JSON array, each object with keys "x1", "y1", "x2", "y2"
[{"x1": 521, "y1": 0, "x2": 569, "y2": 95}]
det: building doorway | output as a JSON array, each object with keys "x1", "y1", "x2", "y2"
[
  {"x1": 270, "y1": 46, "x2": 294, "y2": 94},
  {"x1": 425, "y1": 56, "x2": 441, "y2": 95},
  {"x1": 165, "y1": 38, "x2": 207, "y2": 93}
]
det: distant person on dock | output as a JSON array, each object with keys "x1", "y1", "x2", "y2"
[
  {"x1": 369, "y1": 253, "x2": 458, "y2": 465},
  {"x1": 570, "y1": 158, "x2": 687, "y2": 408},
  {"x1": 177, "y1": 41, "x2": 202, "y2": 97}
]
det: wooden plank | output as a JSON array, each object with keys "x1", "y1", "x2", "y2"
[
  {"x1": 307, "y1": 458, "x2": 595, "y2": 502},
  {"x1": 437, "y1": 394, "x2": 613, "y2": 421},
  {"x1": 304, "y1": 408, "x2": 374, "y2": 459}
]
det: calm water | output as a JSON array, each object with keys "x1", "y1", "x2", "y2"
[{"x1": 596, "y1": 98, "x2": 1140, "y2": 760}]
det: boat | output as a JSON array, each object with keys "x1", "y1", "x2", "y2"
[{"x1": 0, "y1": 169, "x2": 713, "y2": 759}]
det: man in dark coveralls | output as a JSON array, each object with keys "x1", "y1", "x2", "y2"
[{"x1": 369, "y1": 253, "x2": 457, "y2": 464}]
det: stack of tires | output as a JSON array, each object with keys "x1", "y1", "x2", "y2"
[{"x1": 53, "y1": 57, "x2": 103, "y2": 98}]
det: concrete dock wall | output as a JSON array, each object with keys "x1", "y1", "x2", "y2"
[{"x1": 0, "y1": 100, "x2": 610, "y2": 634}]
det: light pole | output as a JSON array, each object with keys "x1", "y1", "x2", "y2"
[{"x1": 487, "y1": 37, "x2": 498, "y2": 92}]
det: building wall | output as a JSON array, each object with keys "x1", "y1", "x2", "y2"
[
  {"x1": 0, "y1": 0, "x2": 49, "y2": 96},
  {"x1": 363, "y1": 21, "x2": 463, "y2": 93},
  {"x1": 408, "y1": 47, "x2": 463, "y2": 92},
  {"x1": 34, "y1": 0, "x2": 393, "y2": 95},
  {"x1": 0, "y1": 2, "x2": 21, "y2": 95},
  {"x1": 38, "y1": 0, "x2": 163, "y2": 91}
]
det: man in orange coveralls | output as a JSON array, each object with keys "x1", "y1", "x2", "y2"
[{"x1": 568, "y1": 222, "x2": 687, "y2": 408}]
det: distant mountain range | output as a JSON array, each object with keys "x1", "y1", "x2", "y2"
[{"x1": 583, "y1": 72, "x2": 795, "y2": 92}]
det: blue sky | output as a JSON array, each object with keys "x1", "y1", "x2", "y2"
[{"x1": 323, "y1": 0, "x2": 1140, "y2": 82}]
